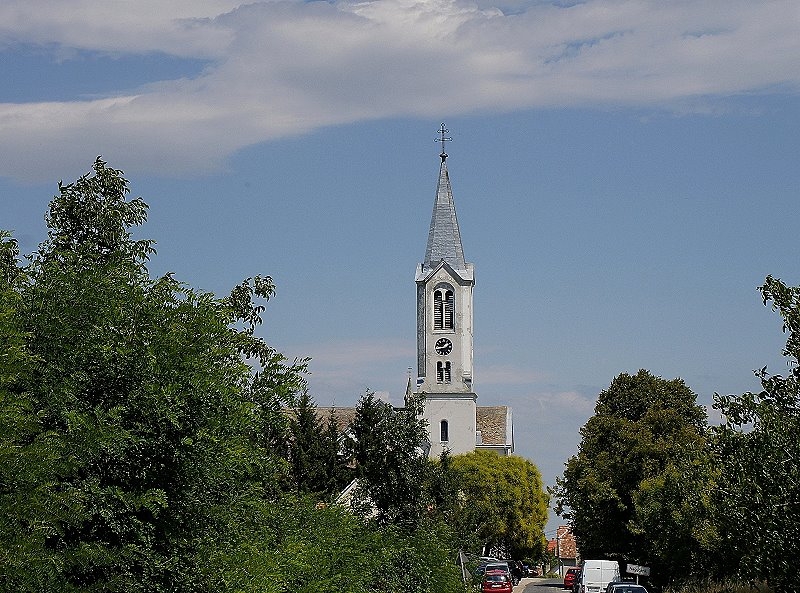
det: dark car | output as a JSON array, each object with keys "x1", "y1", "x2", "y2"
[
  {"x1": 508, "y1": 560, "x2": 525, "y2": 584},
  {"x1": 482, "y1": 570, "x2": 513, "y2": 593},
  {"x1": 564, "y1": 567, "x2": 580, "y2": 590},
  {"x1": 572, "y1": 569, "x2": 582, "y2": 593},
  {"x1": 607, "y1": 585, "x2": 648, "y2": 593}
]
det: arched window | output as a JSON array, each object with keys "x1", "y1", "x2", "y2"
[
  {"x1": 440, "y1": 420, "x2": 449, "y2": 442},
  {"x1": 434, "y1": 291, "x2": 443, "y2": 329},
  {"x1": 437, "y1": 361, "x2": 452, "y2": 384},
  {"x1": 433, "y1": 285, "x2": 455, "y2": 330}
]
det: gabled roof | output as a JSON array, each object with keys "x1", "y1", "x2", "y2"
[
  {"x1": 415, "y1": 257, "x2": 474, "y2": 285},
  {"x1": 315, "y1": 407, "x2": 358, "y2": 429},
  {"x1": 424, "y1": 156, "x2": 467, "y2": 272}
]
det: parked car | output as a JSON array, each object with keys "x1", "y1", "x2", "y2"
[
  {"x1": 564, "y1": 567, "x2": 580, "y2": 589},
  {"x1": 508, "y1": 560, "x2": 525, "y2": 583},
  {"x1": 484, "y1": 562, "x2": 516, "y2": 585},
  {"x1": 481, "y1": 570, "x2": 513, "y2": 593},
  {"x1": 572, "y1": 569, "x2": 582, "y2": 593},
  {"x1": 475, "y1": 558, "x2": 501, "y2": 577},
  {"x1": 606, "y1": 585, "x2": 648, "y2": 593}
]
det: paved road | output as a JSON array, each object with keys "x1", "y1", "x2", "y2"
[{"x1": 518, "y1": 578, "x2": 564, "y2": 593}]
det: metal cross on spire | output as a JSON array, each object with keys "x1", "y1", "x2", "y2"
[{"x1": 435, "y1": 123, "x2": 452, "y2": 161}]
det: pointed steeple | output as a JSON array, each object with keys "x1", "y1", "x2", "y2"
[{"x1": 424, "y1": 126, "x2": 466, "y2": 271}]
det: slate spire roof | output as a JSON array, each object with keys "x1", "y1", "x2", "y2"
[{"x1": 424, "y1": 151, "x2": 467, "y2": 271}]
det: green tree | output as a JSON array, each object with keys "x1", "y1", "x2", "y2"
[
  {"x1": 346, "y1": 390, "x2": 430, "y2": 529},
  {"x1": 555, "y1": 370, "x2": 710, "y2": 585},
  {"x1": 630, "y1": 441, "x2": 718, "y2": 587},
  {"x1": 446, "y1": 450, "x2": 549, "y2": 559},
  {"x1": 0, "y1": 158, "x2": 471, "y2": 593},
  {"x1": 426, "y1": 450, "x2": 460, "y2": 523},
  {"x1": 0, "y1": 159, "x2": 307, "y2": 592},
  {"x1": 712, "y1": 275, "x2": 800, "y2": 591},
  {"x1": 287, "y1": 389, "x2": 350, "y2": 497},
  {"x1": 0, "y1": 231, "x2": 69, "y2": 590},
  {"x1": 200, "y1": 492, "x2": 465, "y2": 593}
]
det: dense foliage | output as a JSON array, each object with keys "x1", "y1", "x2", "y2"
[
  {"x1": 0, "y1": 159, "x2": 308, "y2": 591},
  {"x1": 197, "y1": 494, "x2": 465, "y2": 593},
  {"x1": 444, "y1": 450, "x2": 549, "y2": 560},
  {"x1": 557, "y1": 278, "x2": 800, "y2": 593},
  {"x1": 346, "y1": 390, "x2": 431, "y2": 529},
  {"x1": 0, "y1": 159, "x2": 475, "y2": 593},
  {"x1": 711, "y1": 276, "x2": 800, "y2": 592},
  {"x1": 555, "y1": 370, "x2": 712, "y2": 588},
  {"x1": 286, "y1": 389, "x2": 351, "y2": 497}
]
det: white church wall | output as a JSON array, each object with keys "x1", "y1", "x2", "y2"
[{"x1": 422, "y1": 394, "x2": 477, "y2": 457}]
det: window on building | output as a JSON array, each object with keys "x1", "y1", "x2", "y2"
[
  {"x1": 440, "y1": 419, "x2": 449, "y2": 442},
  {"x1": 433, "y1": 285, "x2": 455, "y2": 330},
  {"x1": 444, "y1": 290, "x2": 454, "y2": 329},
  {"x1": 436, "y1": 361, "x2": 452, "y2": 383}
]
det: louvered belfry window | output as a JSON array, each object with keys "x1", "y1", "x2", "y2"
[
  {"x1": 444, "y1": 291, "x2": 454, "y2": 329},
  {"x1": 434, "y1": 291, "x2": 443, "y2": 329},
  {"x1": 436, "y1": 361, "x2": 453, "y2": 384},
  {"x1": 433, "y1": 287, "x2": 454, "y2": 330}
]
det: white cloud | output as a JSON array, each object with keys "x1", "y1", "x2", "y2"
[
  {"x1": 0, "y1": 1, "x2": 238, "y2": 56},
  {"x1": 504, "y1": 388, "x2": 596, "y2": 482},
  {"x1": 502, "y1": 389, "x2": 597, "y2": 421},
  {"x1": 303, "y1": 337, "x2": 414, "y2": 366},
  {"x1": 478, "y1": 363, "x2": 548, "y2": 385},
  {"x1": 290, "y1": 337, "x2": 414, "y2": 404},
  {"x1": 1, "y1": 0, "x2": 799, "y2": 181}
]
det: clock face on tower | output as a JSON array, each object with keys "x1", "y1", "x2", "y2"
[{"x1": 435, "y1": 337, "x2": 453, "y2": 355}]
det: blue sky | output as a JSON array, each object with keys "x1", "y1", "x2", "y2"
[{"x1": 2, "y1": 0, "x2": 799, "y2": 534}]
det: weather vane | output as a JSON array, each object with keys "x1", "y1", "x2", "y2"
[{"x1": 435, "y1": 123, "x2": 452, "y2": 161}]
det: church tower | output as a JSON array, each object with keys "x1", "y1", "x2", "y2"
[{"x1": 415, "y1": 125, "x2": 477, "y2": 457}]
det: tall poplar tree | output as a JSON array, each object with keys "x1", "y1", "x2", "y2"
[
  {"x1": 346, "y1": 391, "x2": 430, "y2": 528},
  {"x1": 287, "y1": 390, "x2": 350, "y2": 496}
]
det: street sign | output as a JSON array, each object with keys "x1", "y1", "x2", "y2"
[{"x1": 627, "y1": 564, "x2": 651, "y2": 577}]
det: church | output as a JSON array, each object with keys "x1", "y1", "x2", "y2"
[
  {"x1": 413, "y1": 125, "x2": 513, "y2": 458},
  {"x1": 319, "y1": 125, "x2": 513, "y2": 459}
]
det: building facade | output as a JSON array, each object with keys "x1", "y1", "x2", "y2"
[{"x1": 415, "y1": 130, "x2": 513, "y2": 458}]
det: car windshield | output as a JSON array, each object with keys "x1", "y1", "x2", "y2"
[
  {"x1": 611, "y1": 587, "x2": 647, "y2": 593},
  {"x1": 485, "y1": 575, "x2": 508, "y2": 583}
]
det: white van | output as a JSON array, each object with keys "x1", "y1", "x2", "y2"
[{"x1": 579, "y1": 559, "x2": 620, "y2": 593}]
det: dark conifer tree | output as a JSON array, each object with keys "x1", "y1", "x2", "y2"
[{"x1": 287, "y1": 390, "x2": 351, "y2": 496}]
